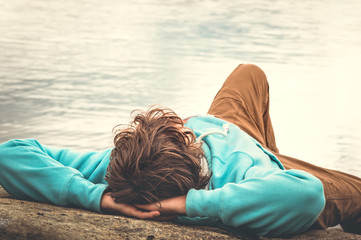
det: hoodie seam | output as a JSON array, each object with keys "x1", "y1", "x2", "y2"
[{"x1": 64, "y1": 174, "x2": 77, "y2": 206}]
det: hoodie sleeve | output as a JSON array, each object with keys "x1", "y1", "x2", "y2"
[
  {"x1": 0, "y1": 139, "x2": 108, "y2": 212},
  {"x1": 185, "y1": 167, "x2": 325, "y2": 237}
]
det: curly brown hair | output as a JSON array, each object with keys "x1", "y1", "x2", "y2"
[{"x1": 105, "y1": 107, "x2": 210, "y2": 205}]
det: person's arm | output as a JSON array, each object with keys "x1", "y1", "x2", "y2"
[
  {"x1": 0, "y1": 139, "x2": 108, "y2": 212},
  {"x1": 186, "y1": 167, "x2": 325, "y2": 236},
  {"x1": 0, "y1": 139, "x2": 161, "y2": 219},
  {"x1": 138, "y1": 167, "x2": 325, "y2": 237}
]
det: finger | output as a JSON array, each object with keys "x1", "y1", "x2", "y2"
[
  {"x1": 128, "y1": 209, "x2": 160, "y2": 219},
  {"x1": 135, "y1": 203, "x2": 160, "y2": 212},
  {"x1": 114, "y1": 204, "x2": 159, "y2": 219}
]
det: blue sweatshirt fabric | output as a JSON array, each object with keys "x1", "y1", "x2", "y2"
[
  {"x1": 181, "y1": 116, "x2": 325, "y2": 236},
  {"x1": 0, "y1": 116, "x2": 325, "y2": 237},
  {"x1": 0, "y1": 139, "x2": 111, "y2": 212}
]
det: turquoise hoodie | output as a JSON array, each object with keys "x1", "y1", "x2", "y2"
[
  {"x1": 182, "y1": 116, "x2": 325, "y2": 236},
  {"x1": 0, "y1": 116, "x2": 325, "y2": 237}
]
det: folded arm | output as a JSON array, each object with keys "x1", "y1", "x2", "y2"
[
  {"x1": 138, "y1": 167, "x2": 325, "y2": 236},
  {"x1": 186, "y1": 167, "x2": 325, "y2": 236},
  {"x1": 0, "y1": 139, "x2": 107, "y2": 212},
  {"x1": 0, "y1": 139, "x2": 161, "y2": 219}
]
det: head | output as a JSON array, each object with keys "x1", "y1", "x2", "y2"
[{"x1": 105, "y1": 107, "x2": 210, "y2": 205}]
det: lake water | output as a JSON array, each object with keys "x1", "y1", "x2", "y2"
[{"x1": 1, "y1": 0, "x2": 361, "y2": 175}]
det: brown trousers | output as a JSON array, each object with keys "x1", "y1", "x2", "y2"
[{"x1": 207, "y1": 64, "x2": 361, "y2": 234}]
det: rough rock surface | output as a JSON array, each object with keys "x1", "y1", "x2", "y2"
[{"x1": 0, "y1": 187, "x2": 360, "y2": 240}]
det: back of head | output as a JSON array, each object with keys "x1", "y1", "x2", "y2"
[{"x1": 105, "y1": 107, "x2": 210, "y2": 205}]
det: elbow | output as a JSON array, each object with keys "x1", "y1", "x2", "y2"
[
  {"x1": 294, "y1": 175, "x2": 325, "y2": 227},
  {"x1": 270, "y1": 175, "x2": 326, "y2": 236},
  {"x1": 0, "y1": 139, "x2": 17, "y2": 164},
  {"x1": 288, "y1": 170, "x2": 326, "y2": 219},
  {"x1": 306, "y1": 176, "x2": 325, "y2": 217}
]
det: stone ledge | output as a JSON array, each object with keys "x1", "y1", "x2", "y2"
[{"x1": 1, "y1": 187, "x2": 360, "y2": 240}]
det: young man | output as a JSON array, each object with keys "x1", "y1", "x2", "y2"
[{"x1": 0, "y1": 64, "x2": 360, "y2": 237}]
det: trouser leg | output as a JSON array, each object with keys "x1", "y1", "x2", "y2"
[
  {"x1": 208, "y1": 64, "x2": 279, "y2": 153},
  {"x1": 207, "y1": 64, "x2": 361, "y2": 234}
]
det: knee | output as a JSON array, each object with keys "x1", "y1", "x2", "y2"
[
  {"x1": 231, "y1": 64, "x2": 268, "y2": 88},
  {"x1": 236, "y1": 64, "x2": 266, "y2": 76}
]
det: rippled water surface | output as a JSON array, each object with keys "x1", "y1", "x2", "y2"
[{"x1": 1, "y1": 0, "x2": 361, "y2": 175}]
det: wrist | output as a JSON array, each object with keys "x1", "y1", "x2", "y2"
[
  {"x1": 177, "y1": 195, "x2": 187, "y2": 215},
  {"x1": 100, "y1": 191, "x2": 113, "y2": 212}
]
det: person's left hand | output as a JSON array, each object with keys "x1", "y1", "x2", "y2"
[
  {"x1": 136, "y1": 195, "x2": 187, "y2": 216},
  {"x1": 101, "y1": 192, "x2": 160, "y2": 219}
]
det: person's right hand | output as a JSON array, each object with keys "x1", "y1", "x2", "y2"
[
  {"x1": 136, "y1": 195, "x2": 187, "y2": 216},
  {"x1": 100, "y1": 192, "x2": 160, "y2": 219}
]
